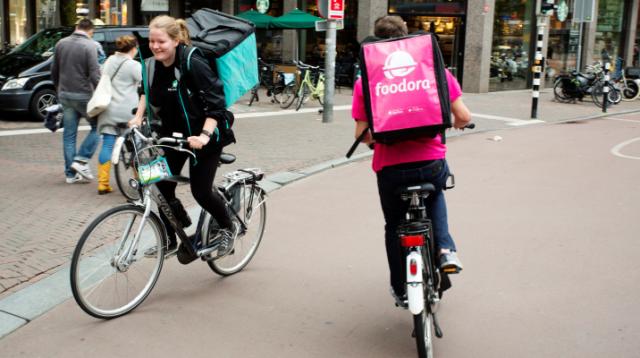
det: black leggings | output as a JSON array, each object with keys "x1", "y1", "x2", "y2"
[{"x1": 156, "y1": 146, "x2": 233, "y2": 239}]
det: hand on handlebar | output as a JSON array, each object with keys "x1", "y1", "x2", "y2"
[
  {"x1": 187, "y1": 134, "x2": 209, "y2": 150},
  {"x1": 128, "y1": 117, "x2": 143, "y2": 128}
]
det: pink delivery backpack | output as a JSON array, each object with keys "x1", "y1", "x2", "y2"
[{"x1": 347, "y1": 33, "x2": 451, "y2": 157}]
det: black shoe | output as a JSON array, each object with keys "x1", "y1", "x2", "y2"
[
  {"x1": 439, "y1": 251, "x2": 463, "y2": 274},
  {"x1": 169, "y1": 198, "x2": 192, "y2": 228},
  {"x1": 177, "y1": 242, "x2": 198, "y2": 265}
]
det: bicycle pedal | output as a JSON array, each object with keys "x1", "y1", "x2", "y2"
[{"x1": 442, "y1": 266, "x2": 460, "y2": 274}]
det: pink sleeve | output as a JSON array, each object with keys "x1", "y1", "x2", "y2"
[
  {"x1": 446, "y1": 70, "x2": 462, "y2": 102},
  {"x1": 351, "y1": 78, "x2": 367, "y2": 122}
]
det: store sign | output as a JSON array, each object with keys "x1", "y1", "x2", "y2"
[
  {"x1": 557, "y1": 0, "x2": 569, "y2": 22},
  {"x1": 256, "y1": 0, "x2": 270, "y2": 14},
  {"x1": 315, "y1": 19, "x2": 344, "y2": 31},
  {"x1": 329, "y1": 0, "x2": 344, "y2": 19},
  {"x1": 141, "y1": 0, "x2": 168, "y2": 12}
]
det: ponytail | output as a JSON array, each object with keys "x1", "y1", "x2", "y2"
[{"x1": 175, "y1": 19, "x2": 192, "y2": 46}]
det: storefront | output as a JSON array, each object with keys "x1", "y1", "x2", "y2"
[
  {"x1": 388, "y1": 0, "x2": 467, "y2": 82},
  {"x1": 593, "y1": 0, "x2": 627, "y2": 64},
  {"x1": 546, "y1": 0, "x2": 579, "y2": 84}
]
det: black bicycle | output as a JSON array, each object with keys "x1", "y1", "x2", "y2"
[
  {"x1": 70, "y1": 126, "x2": 267, "y2": 319},
  {"x1": 248, "y1": 58, "x2": 296, "y2": 108}
]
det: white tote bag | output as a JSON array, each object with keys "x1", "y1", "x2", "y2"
[{"x1": 87, "y1": 59, "x2": 127, "y2": 117}]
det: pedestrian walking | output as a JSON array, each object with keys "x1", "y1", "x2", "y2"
[
  {"x1": 95, "y1": 35, "x2": 142, "y2": 194},
  {"x1": 52, "y1": 19, "x2": 101, "y2": 184}
]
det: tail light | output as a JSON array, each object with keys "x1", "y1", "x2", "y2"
[
  {"x1": 409, "y1": 259, "x2": 418, "y2": 276},
  {"x1": 401, "y1": 235, "x2": 424, "y2": 247}
]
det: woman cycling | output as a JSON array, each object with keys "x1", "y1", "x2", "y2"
[
  {"x1": 352, "y1": 16, "x2": 472, "y2": 305},
  {"x1": 96, "y1": 35, "x2": 142, "y2": 195},
  {"x1": 129, "y1": 15, "x2": 237, "y2": 264}
]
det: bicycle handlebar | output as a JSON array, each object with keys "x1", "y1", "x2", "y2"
[{"x1": 111, "y1": 125, "x2": 195, "y2": 165}]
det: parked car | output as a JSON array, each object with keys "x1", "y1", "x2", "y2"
[{"x1": 0, "y1": 26, "x2": 150, "y2": 121}]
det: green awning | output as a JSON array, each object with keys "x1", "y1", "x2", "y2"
[
  {"x1": 235, "y1": 9, "x2": 274, "y2": 29},
  {"x1": 270, "y1": 8, "x2": 322, "y2": 29}
]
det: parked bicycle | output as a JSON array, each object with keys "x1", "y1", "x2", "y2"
[
  {"x1": 248, "y1": 58, "x2": 296, "y2": 108},
  {"x1": 553, "y1": 62, "x2": 621, "y2": 108},
  {"x1": 293, "y1": 60, "x2": 325, "y2": 111},
  {"x1": 70, "y1": 125, "x2": 267, "y2": 319}
]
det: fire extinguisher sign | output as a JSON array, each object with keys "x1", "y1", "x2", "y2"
[{"x1": 328, "y1": 0, "x2": 344, "y2": 19}]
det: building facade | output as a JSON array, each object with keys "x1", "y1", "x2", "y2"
[{"x1": 1, "y1": 0, "x2": 638, "y2": 93}]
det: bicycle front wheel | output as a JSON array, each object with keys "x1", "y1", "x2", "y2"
[
  {"x1": 621, "y1": 79, "x2": 640, "y2": 101},
  {"x1": 114, "y1": 146, "x2": 140, "y2": 201},
  {"x1": 70, "y1": 204, "x2": 165, "y2": 319},
  {"x1": 414, "y1": 309, "x2": 434, "y2": 358},
  {"x1": 208, "y1": 185, "x2": 267, "y2": 276},
  {"x1": 316, "y1": 77, "x2": 325, "y2": 105},
  {"x1": 295, "y1": 84, "x2": 310, "y2": 111}
]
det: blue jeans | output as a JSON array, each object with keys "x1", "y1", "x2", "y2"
[
  {"x1": 376, "y1": 159, "x2": 456, "y2": 296},
  {"x1": 59, "y1": 94, "x2": 99, "y2": 178},
  {"x1": 99, "y1": 134, "x2": 116, "y2": 164}
]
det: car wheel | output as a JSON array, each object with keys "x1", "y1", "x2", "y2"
[{"x1": 29, "y1": 89, "x2": 58, "y2": 121}]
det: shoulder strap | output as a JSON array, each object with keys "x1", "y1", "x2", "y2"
[
  {"x1": 110, "y1": 58, "x2": 128, "y2": 81},
  {"x1": 345, "y1": 126, "x2": 370, "y2": 158}
]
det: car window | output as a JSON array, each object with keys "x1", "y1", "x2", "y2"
[
  {"x1": 93, "y1": 32, "x2": 106, "y2": 42},
  {"x1": 11, "y1": 28, "x2": 73, "y2": 58}
]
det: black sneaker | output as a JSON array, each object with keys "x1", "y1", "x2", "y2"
[
  {"x1": 439, "y1": 251, "x2": 463, "y2": 274},
  {"x1": 390, "y1": 287, "x2": 408, "y2": 309},
  {"x1": 176, "y1": 239, "x2": 198, "y2": 265}
]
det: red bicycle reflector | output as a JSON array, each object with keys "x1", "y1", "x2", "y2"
[
  {"x1": 410, "y1": 259, "x2": 418, "y2": 275},
  {"x1": 401, "y1": 235, "x2": 424, "y2": 247}
]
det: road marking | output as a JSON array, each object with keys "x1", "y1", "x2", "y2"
[
  {"x1": 611, "y1": 137, "x2": 640, "y2": 160},
  {"x1": 608, "y1": 117, "x2": 640, "y2": 124},
  {"x1": 0, "y1": 126, "x2": 91, "y2": 137},
  {"x1": 470, "y1": 113, "x2": 544, "y2": 126},
  {"x1": 234, "y1": 105, "x2": 351, "y2": 119}
]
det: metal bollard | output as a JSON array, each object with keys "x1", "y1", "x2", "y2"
[{"x1": 602, "y1": 61, "x2": 610, "y2": 113}]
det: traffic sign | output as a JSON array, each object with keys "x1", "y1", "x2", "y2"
[
  {"x1": 318, "y1": 0, "x2": 344, "y2": 19},
  {"x1": 315, "y1": 19, "x2": 344, "y2": 31}
]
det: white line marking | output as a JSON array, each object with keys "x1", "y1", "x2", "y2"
[
  {"x1": 611, "y1": 137, "x2": 640, "y2": 160},
  {"x1": 235, "y1": 105, "x2": 351, "y2": 119},
  {"x1": 471, "y1": 113, "x2": 544, "y2": 126},
  {"x1": 0, "y1": 125, "x2": 91, "y2": 137},
  {"x1": 608, "y1": 117, "x2": 640, "y2": 123}
]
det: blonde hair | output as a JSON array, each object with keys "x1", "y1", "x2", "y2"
[{"x1": 149, "y1": 15, "x2": 191, "y2": 45}]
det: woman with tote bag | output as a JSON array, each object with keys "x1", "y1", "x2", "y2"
[{"x1": 95, "y1": 35, "x2": 142, "y2": 194}]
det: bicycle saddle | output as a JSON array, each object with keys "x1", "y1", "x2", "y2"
[
  {"x1": 220, "y1": 153, "x2": 236, "y2": 164},
  {"x1": 397, "y1": 183, "x2": 436, "y2": 197}
]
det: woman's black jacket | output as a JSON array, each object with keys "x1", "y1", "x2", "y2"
[{"x1": 143, "y1": 44, "x2": 235, "y2": 149}]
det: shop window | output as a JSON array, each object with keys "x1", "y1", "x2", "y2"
[
  {"x1": 490, "y1": 0, "x2": 534, "y2": 91},
  {"x1": 594, "y1": 0, "x2": 625, "y2": 66},
  {"x1": 389, "y1": 0, "x2": 466, "y2": 16},
  {"x1": 97, "y1": 0, "x2": 128, "y2": 25},
  {"x1": 9, "y1": 0, "x2": 28, "y2": 46},
  {"x1": 36, "y1": 0, "x2": 58, "y2": 31},
  {"x1": 546, "y1": 0, "x2": 579, "y2": 82}
]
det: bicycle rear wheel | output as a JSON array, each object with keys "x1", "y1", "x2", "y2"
[
  {"x1": 208, "y1": 184, "x2": 267, "y2": 276},
  {"x1": 279, "y1": 85, "x2": 296, "y2": 109},
  {"x1": 114, "y1": 145, "x2": 140, "y2": 201},
  {"x1": 70, "y1": 204, "x2": 164, "y2": 319},
  {"x1": 414, "y1": 308, "x2": 434, "y2": 358},
  {"x1": 621, "y1": 79, "x2": 640, "y2": 101}
]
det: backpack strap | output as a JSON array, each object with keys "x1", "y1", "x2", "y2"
[{"x1": 345, "y1": 126, "x2": 370, "y2": 158}]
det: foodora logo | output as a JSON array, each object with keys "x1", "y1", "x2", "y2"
[{"x1": 376, "y1": 50, "x2": 431, "y2": 96}]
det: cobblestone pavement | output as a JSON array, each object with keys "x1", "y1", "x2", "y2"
[{"x1": 0, "y1": 88, "x2": 638, "y2": 298}]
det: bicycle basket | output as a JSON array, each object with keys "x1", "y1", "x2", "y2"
[{"x1": 137, "y1": 155, "x2": 172, "y2": 185}]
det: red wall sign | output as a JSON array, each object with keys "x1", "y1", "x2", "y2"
[{"x1": 329, "y1": 0, "x2": 344, "y2": 19}]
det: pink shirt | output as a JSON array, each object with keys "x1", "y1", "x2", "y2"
[{"x1": 352, "y1": 69, "x2": 462, "y2": 172}]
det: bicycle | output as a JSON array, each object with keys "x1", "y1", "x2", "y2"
[
  {"x1": 611, "y1": 57, "x2": 640, "y2": 101},
  {"x1": 293, "y1": 60, "x2": 325, "y2": 111},
  {"x1": 394, "y1": 124, "x2": 474, "y2": 357},
  {"x1": 70, "y1": 126, "x2": 267, "y2": 319},
  {"x1": 248, "y1": 58, "x2": 296, "y2": 109}
]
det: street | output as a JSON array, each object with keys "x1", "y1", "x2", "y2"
[{"x1": 0, "y1": 99, "x2": 639, "y2": 356}]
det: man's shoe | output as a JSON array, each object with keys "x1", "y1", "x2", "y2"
[
  {"x1": 66, "y1": 173, "x2": 85, "y2": 184},
  {"x1": 390, "y1": 287, "x2": 408, "y2": 309},
  {"x1": 71, "y1": 161, "x2": 95, "y2": 180},
  {"x1": 439, "y1": 251, "x2": 463, "y2": 274}
]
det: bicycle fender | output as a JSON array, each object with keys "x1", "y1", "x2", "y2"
[{"x1": 406, "y1": 251, "x2": 425, "y2": 315}]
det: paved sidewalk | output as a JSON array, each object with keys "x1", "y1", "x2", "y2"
[{"x1": 0, "y1": 87, "x2": 638, "y2": 337}]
